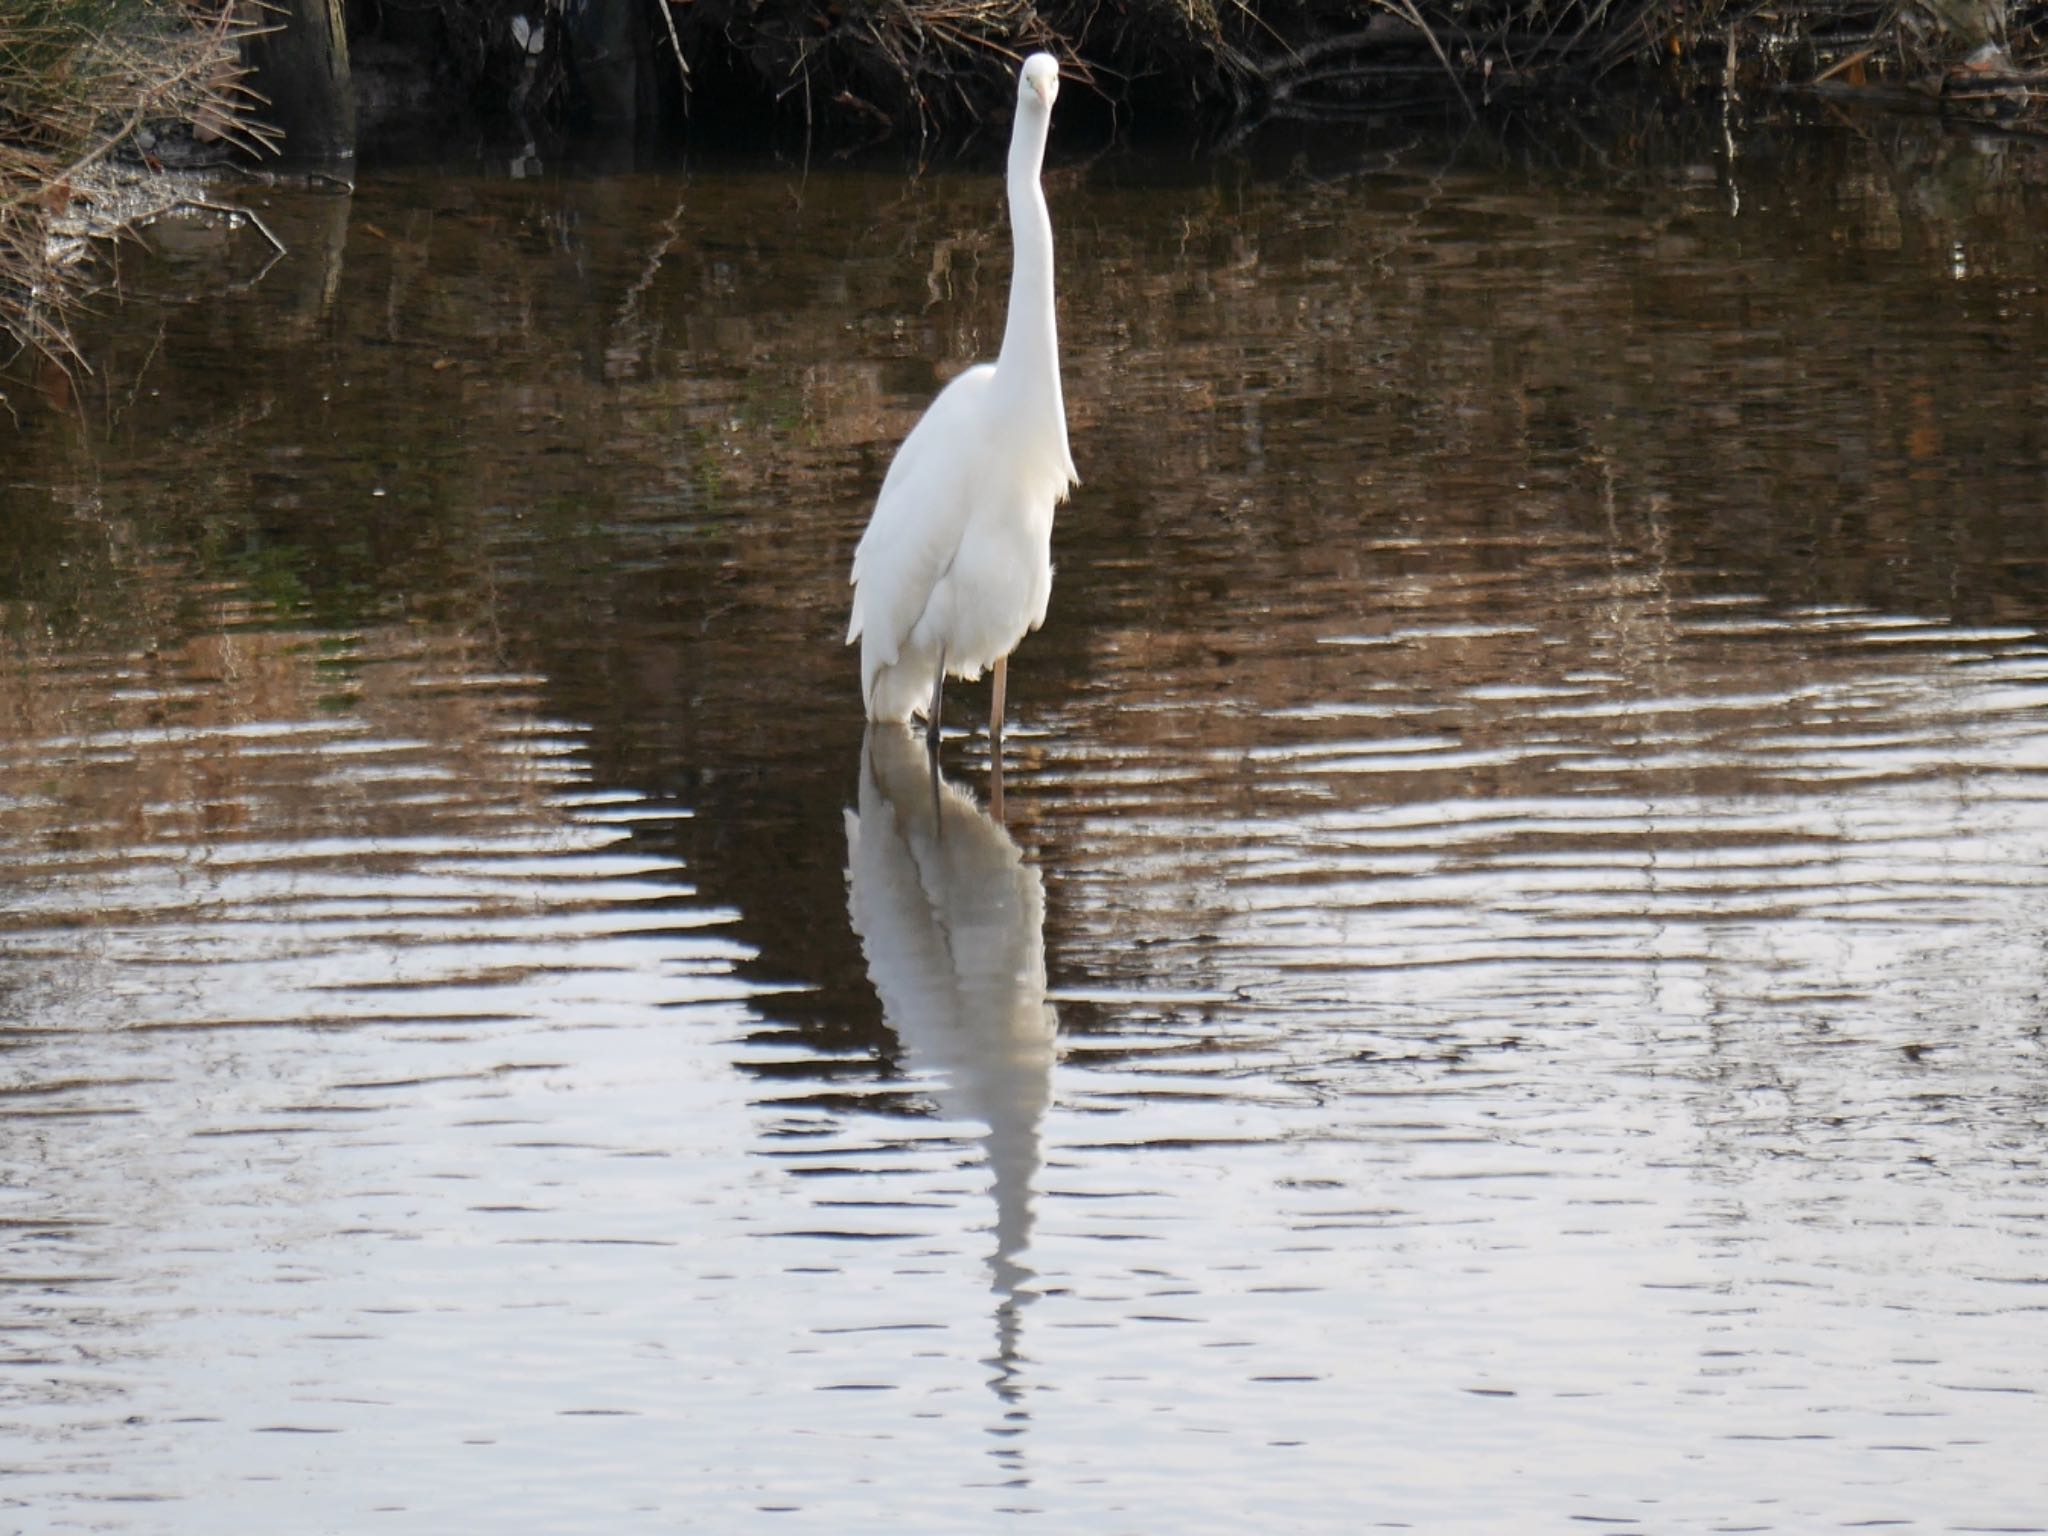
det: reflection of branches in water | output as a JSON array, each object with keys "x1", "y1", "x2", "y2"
[
  {"x1": 16, "y1": 122, "x2": 2048, "y2": 759},
  {"x1": 0, "y1": 608, "x2": 553, "y2": 873},
  {"x1": 608, "y1": 193, "x2": 690, "y2": 380}
]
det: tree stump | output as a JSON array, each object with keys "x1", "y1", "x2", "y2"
[{"x1": 243, "y1": 0, "x2": 357, "y2": 159}]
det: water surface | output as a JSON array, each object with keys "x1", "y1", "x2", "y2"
[{"x1": 4, "y1": 115, "x2": 2048, "y2": 1533}]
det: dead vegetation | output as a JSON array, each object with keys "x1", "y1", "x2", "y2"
[
  {"x1": 660, "y1": 0, "x2": 2048, "y2": 136},
  {"x1": 0, "y1": 0, "x2": 271, "y2": 368},
  {"x1": 348, "y1": 0, "x2": 2048, "y2": 142}
]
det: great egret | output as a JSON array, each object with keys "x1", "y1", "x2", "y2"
[{"x1": 846, "y1": 52, "x2": 1078, "y2": 749}]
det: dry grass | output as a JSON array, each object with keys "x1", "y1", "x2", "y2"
[
  {"x1": 1083, "y1": 0, "x2": 2048, "y2": 121},
  {"x1": 1, "y1": 0, "x2": 270, "y2": 369},
  {"x1": 663, "y1": 0, "x2": 2048, "y2": 133},
  {"x1": 670, "y1": 0, "x2": 1071, "y2": 139}
]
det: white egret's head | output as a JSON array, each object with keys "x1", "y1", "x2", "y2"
[{"x1": 1020, "y1": 53, "x2": 1060, "y2": 112}]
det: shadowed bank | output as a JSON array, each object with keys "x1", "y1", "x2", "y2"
[{"x1": 7, "y1": 0, "x2": 2045, "y2": 383}]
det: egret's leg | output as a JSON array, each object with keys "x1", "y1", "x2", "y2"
[
  {"x1": 989, "y1": 742, "x2": 1005, "y2": 823},
  {"x1": 926, "y1": 649, "x2": 945, "y2": 750},
  {"x1": 989, "y1": 655, "x2": 1008, "y2": 755}
]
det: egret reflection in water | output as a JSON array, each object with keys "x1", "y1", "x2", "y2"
[{"x1": 843, "y1": 728, "x2": 1057, "y2": 1395}]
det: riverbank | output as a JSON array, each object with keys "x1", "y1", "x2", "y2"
[
  {"x1": 3, "y1": 0, "x2": 2045, "y2": 375},
  {"x1": 347, "y1": 0, "x2": 2048, "y2": 144}
]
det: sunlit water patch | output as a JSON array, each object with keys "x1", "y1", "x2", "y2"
[
  {"x1": 0, "y1": 623, "x2": 792, "y2": 1528},
  {"x1": 1003, "y1": 590, "x2": 2048, "y2": 1533}
]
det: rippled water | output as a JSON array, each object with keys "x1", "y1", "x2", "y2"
[{"x1": 5, "y1": 114, "x2": 2048, "y2": 1532}]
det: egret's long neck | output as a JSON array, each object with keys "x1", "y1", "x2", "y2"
[{"x1": 995, "y1": 100, "x2": 1062, "y2": 430}]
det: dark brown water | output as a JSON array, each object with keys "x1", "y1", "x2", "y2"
[{"x1": 4, "y1": 115, "x2": 2048, "y2": 1533}]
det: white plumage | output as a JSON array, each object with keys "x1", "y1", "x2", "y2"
[{"x1": 847, "y1": 52, "x2": 1077, "y2": 744}]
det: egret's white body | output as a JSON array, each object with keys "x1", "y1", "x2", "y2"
[{"x1": 847, "y1": 52, "x2": 1077, "y2": 741}]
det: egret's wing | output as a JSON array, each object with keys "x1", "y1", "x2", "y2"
[{"x1": 846, "y1": 365, "x2": 996, "y2": 657}]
